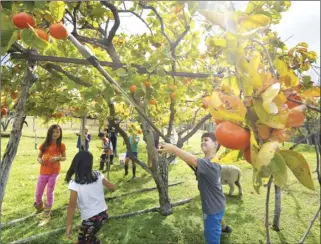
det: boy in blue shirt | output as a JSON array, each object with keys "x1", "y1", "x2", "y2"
[{"x1": 159, "y1": 132, "x2": 227, "y2": 244}]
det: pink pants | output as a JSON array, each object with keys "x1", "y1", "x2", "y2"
[{"x1": 35, "y1": 174, "x2": 59, "y2": 207}]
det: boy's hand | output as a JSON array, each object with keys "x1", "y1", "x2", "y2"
[{"x1": 158, "y1": 142, "x2": 176, "y2": 153}]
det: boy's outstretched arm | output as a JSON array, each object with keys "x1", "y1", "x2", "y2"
[{"x1": 158, "y1": 143, "x2": 198, "y2": 167}]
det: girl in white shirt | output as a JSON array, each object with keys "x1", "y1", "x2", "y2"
[{"x1": 65, "y1": 151, "x2": 115, "y2": 243}]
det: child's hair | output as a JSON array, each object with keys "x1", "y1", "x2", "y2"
[
  {"x1": 41, "y1": 124, "x2": 62, "y2": 153},
  {"x1": 98, "y1": 132, "x2": 105, "y2": 138},
  {"x1": 201, "y1": 132, "x2": 216, "y2": 143},
  {"x1": 65, "y1": 151, "x2": 99, "y2": 184}
]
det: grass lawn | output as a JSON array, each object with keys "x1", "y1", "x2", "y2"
[{"x1": 0, "y1": 117, "x2": 320, "y2": 243}]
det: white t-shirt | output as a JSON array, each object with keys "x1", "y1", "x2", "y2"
[{"x1": 68, "y1": 172, "x2": 107, "y2": 220}]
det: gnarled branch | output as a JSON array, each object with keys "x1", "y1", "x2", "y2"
[
  {"x1": 178, "y1": 113, "x2": 211, "y2": 146},
  {"x1": 101, "y1": 1, "x2": 120, "y2": 46},
  {"x1": 139, "y1": 2, "x2": 172, "y2": 44}
]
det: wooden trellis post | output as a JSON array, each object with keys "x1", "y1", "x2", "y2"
[{"x1": 80, "y1": 115, "x2": 87, "y2": 150}]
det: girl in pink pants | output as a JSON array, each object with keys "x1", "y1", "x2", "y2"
[{"x1": 34, "y1": 124, "x2": 66, "y2": 218}]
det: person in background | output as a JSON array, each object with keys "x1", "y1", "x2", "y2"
[
  {"x1": 108, "y1": 125, "x2": 118, "y2": 158},
  {"x1": 124, "y1": 131, "x2": 140, "y2": 179},
  {"x1": 34, "y1": 124, "x2": 66, "y2": 221},
  {"x1": 76, "y1": 126, "x2": 91, "y2": 151},
  {"x1": 98, "y1": 132, "x2": 114, "y2": 171}
]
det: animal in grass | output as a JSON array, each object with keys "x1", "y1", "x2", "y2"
[{"x1": 220, "y1": 165, "x2": 243, "y2": 196}]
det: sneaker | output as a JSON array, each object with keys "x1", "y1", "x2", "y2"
[
  {"x1": 33, "y1": 202, "x2": 44, "y2": 213},
  {"x1": 222, "y1": 225, "x2": 233, "y2": 234}
]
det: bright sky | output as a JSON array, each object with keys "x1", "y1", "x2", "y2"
[{"x1": 118, "y1": 1, "x2": 320, "y2": 83}]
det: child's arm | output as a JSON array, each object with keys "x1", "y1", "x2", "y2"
[
  {"x1": 66, "y1": 190, "x2": 77, "y2": 238},
  {"x1": 49, "y1": 151, "x2": 66, "y2": 163},
  {"x1": 158, "y1": 142, "x2": 198, "y2": 167},
  {"x1": 37, "y1": 151, "x2": 43, "y2": 164},
  {"x1": 103, "y1": 178, "x2": 116, "y2": 192}
]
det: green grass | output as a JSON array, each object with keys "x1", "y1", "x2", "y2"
[{"x1": 0, "y1": 117, "x2": 320, "y2": 243}]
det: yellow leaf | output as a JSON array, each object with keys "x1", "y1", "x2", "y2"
[
  {"x1": 279, "y1": 150, "x2": 315, "y2": 190},
  {"x1": 241, "y1": 76, "x2": 254, "y2": 97},
  {"x1": 301, "y1": 87, "x2": 321, "y2": 97},
  {"x1": 217, "y1": 150, "x2": 240, "y2": 164},
  {"x1": 220, "y1": 76, "x2": 240, "y2": 96},
  {"x1": 268, "y1": 152, "x2": 287, "y2": 187},
  {"x1": 237, "y1": 14, "x2": 270, "y2": 33},
  {"x1": 261, "y1": 83, "x2": 280, "y2": 115},
  {"x1": 213, "y1": 39, "x2": 227, "y2": 47},
  {"x1": 236, "y1": 56, "x2": 250, "y2": 76},
  {"x1": 249, "y1": 51, "x2": 261, "y2": 70},
  {"x1": 273, "y1": 92, "x2": 287, "y2": 106},
  {"x1": 225, "y1": 32, "x2": 238, "y2": 48},
  {"x1": 275, "y1": 59, "x2": 288, "y2": 76},
  {"x1": 255, "y1": 141, "x2": 279, "y2": 171},
  {"x1": 253, "y1": 98, "x2": 289, "y2": 129},
  {"x1": 207, "y1": 91, "x2": 222, "y2": 109}
]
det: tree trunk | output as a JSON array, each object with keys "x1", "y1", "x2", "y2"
[
  {"x1": 272, "y1": 185, "x2": 281, "y2": 231},
  {"x1": 139, "y1": 113, "x2": 172, "y2": 215},
  {"x1": 152, "y1": 153, "x2": 172, "y2": 215},
  {"x1": 0, "y1": 60, "x2": 37, "y2": 215}
]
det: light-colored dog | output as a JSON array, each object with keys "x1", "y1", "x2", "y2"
[{"x1": 220, "y1": 165, "x2": 243, "y2": 196}]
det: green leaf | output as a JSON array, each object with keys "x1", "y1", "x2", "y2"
[
  {"x1": 1, "y1": 13, "x2": 14, "y2": 30},
  {"x1": 279, "y1": 150, "x2": 315, "y2": 190},
  {"x1": 91, "y1": 7, "x2": 107, "y2": 18},
  {"x1": 49, "y1": 1, "x2": 65, "y2": 22},
  {"x1": 268, "y1": 152, "x2": 287, "y2": 187},
  {"x1": 21, "y1": 28, "x2": 49, "y2": 50},
  {"x1": 1, "y1": 29, "x2": 18, "y2": 55},
  {"x1": 156, "y1": 67, "x2": 166, "y2": 77},
  {"x1": 34, "y1": 1, "x2": 46, "y2": 9},
  {"x1": 23, "y1": 1, "x2": 34, "y2": 11},
  {"x1": 1, "y1": 1, "x2": 12, "y2": 10},
  {"x1": 116, "y1": 68, "x2": 128, "y2": 77}
]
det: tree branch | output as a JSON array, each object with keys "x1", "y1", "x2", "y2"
[
  {"x1": 101, "y1": 1, "x2": 120, "y2": 46},
  {"x1": 10, "y1": 53, "x2": 224, "y2": 79},
  {"x1": 251, "y1": 38, "x2": 277, "y2": 80},
  {"x1": 171, "y1": 26, "x2": 190, "y2": 50},
  {"x1": 178, "y1": 114, "x2": 211, "y2": 146},
  {"x1": 139, "y1": 2, "x2": 172, "y2": 44},
  {"x1": 287, "y1": 97, "x2": 320, "y2": 113},
  {"x1": 299, "y1": 205, "x2": 321, "y2": 244},
  {"x1": 43, "y1": 63, "x2": 92, "y2": 87}
]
